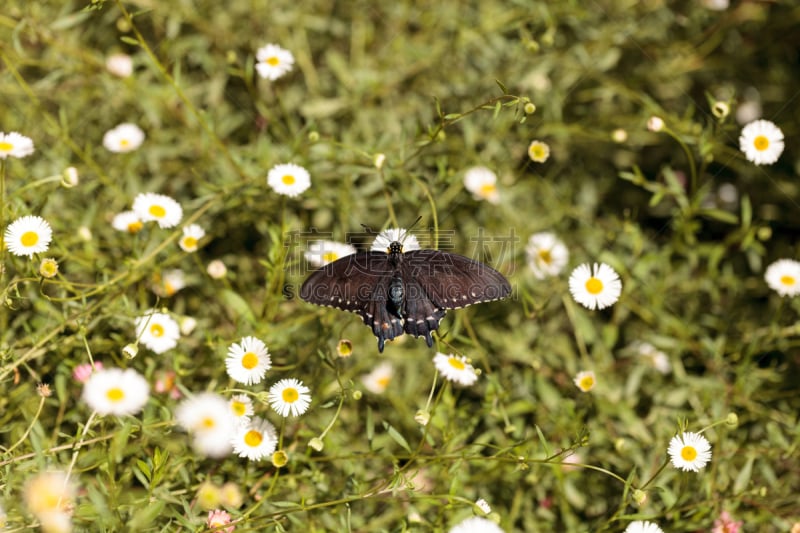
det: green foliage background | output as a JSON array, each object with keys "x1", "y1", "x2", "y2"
[{"x1": 1, "y1": 0, "x2": 799, "y2": 531}]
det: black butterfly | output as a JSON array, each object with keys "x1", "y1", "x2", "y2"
[{"x1": 300, "y1": 240, "x2": 511, "y2": 352}]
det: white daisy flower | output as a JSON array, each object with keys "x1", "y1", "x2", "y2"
[
  {"x1": 361, "y1": 361, "x2": 394, "y2": 394},
  {"x1": 526, "y1": 232, "x2": 569, "y2": 279},
  {"x1": 624, "y1": 521, "x2": 664, "y2": 533},
  {"x1": 634, "y1": 341, "x2": 671, "y2": 374},
  {"x1": 23, "y1": 471, "x2": 75, "y2": 528},
  {"x1": 668, "y1": 431, "x2": 712, "y2": 472},
  {"x1": 153, "y1": 269, "x2": 186, "y2": 297},
  {"x1": 229, "y1": 394, "x2": 254, "y2": 426},
  {"x1": 0, "y1": 131, "x2": 35, "y2": 159},
  {"x1": 231, "y1": 416, "x2": 278, "y2": 461},
  {"x1": 573, "y1": 370, "x2": 596, "y2": 392},
  {"x1": 527, "y1": 140, "x2": 550, "y2": 163},
  {"x1": 268, "y1": 378, "x2": 312, "y2": 417},
  {"x1": 103, "y1": 123, "x2": 145, "y2": 153},
  {"x1": 207, "y1": 259, "x2": 227, "y2": 279},
  {"x1": 61, "y1": 166, "x2": 79, "y2": 188},
  {"x1": 4, "y1": 215, "x2": 52, "y2": 257},
  {"x1": 266, "y1": 163, "x2": 311, "y2": 197},
  {"x1": 82, "y1": 367, "x2": 149, "y2": 416},
  {"x1": 475, "y1": 498, "x2": 492, "y2": 514},
  {"x1": 176, "y1": 392, "x2": 236, "y2": 458},
  {"x1": 132, "y1": 192, "x2": 183, "y2": 228},
  {"x1": 225, "y1": 336, "x2": 271, "y2": 385},
  {"x1": 255, "y1": 43, "x2": 295, "y2": 81},
  {"x1": 135, "y1": 311, "x2": 181, "y2": 354},
  {"x1": 304, "y1": 240, "x2": 356, "y2": 267},
  {"x1": 463, "y1": 166, "x2": 500, "y2": 204},
  {"x1": 106, "y1": 53, "x2": 133, "y2": 77},
  {"x1": 646, "y1": 116, "x2": 664, "y2": 132},
  {"x1": 764, "y1": 259, "x2": 800, "y2": 297},
  {"x1": 179, "y1": 224, "x2": 206, "y2": 252},
  {"x1": 112, "y1": 210, "x2": 143, "y2": 233},
  {"x1": 739, "y1": 119, "x2": 784, "y2": 165},
  {"x1": 449, "y1": 516, "x2": 505, "y2": 533},
  {"x1": 568, "y1": 262, "x2": 622, "y2": 310},
  {"x1": 433, "y1": 352, "x2": 478, "y2": 387},
  {"x1": 39, "y1": 257, "x2": 59, "y2": 278},
  {"x1": 370, "y1": 227, "x2": 421, "y2": 253}
]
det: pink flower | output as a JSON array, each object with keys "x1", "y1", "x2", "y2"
[
  {"x1": 712, "y1": 511, "x2": 743, "y2": 533},
  {"x1": 154, "y1": 370, "x2": 182, "y2": 399},
  {"x1": 207, "y1": 509, "x2": 234, "y2": 532},
  {"x1": 72, "y1": 361, "x2": 103, "y2": 383}
]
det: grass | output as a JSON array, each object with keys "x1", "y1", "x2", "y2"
[{"x1": 1, "y1": 0, "x2": 799, "y2": 531}]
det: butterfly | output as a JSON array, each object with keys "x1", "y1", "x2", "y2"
[{"x1": 300, "y1": 238, "x2": 511, "y2": 352}]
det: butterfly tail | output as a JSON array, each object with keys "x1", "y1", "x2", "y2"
[{"x1": 365, "y1": 299, "x2": 404, "y2": 353}]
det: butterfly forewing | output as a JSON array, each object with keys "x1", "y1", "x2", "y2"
[
  {"x1": 300, "y1": 252, "x2": 391, "y2": 313},
  {"x1": 403, "y1": 249, "x2": 511, "y2": 309}
]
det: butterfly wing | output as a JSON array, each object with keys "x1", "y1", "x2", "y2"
[
  {"x1": 403, "y1": 250, "x2": 511, "y2": 309},
  {"x1": 401, "y1": 278, "x2": 447, "y2": 347},
  {"x1": 300, "y1": 252, "x2": 404, "y2": 352}
]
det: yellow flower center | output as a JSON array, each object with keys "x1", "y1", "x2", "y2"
[
  {"x1": 579, "y1": 376, "x2": 595, "y2": 391},
  {"x1": 150, "y1": 323, "x2": 164, "y2": 337},
  {"x1": 538, "y1": 248, "x2": 552, "y2": 265},
  {"x1": 266, "y1": 56, "x2": 280, "y2": 66},
  {"x1": 322, "y1": 251, "x2": 339, "y2": 263},
  {"x1": 780, "y1": 275, "x2": 796, "y2": 286},
  {"x1": 282, "y1": 174, "x2": 296, "y2": 185},
  {"x1": 479, "y1": 183, "x2": 496, "y2": 197},
  {"x1": 0, "y1": 141, "x2": 12, "y2": 151},
  {"x1": 106, "y1": 387, "x2": 125, "y2": 402},
  {"x1": 680, "y1": 445, "x2": 697, "y2": 461},
  {"x1": 585, "y1": 277, "x2": 604, "y2": 295},
  {"x1": 232, "y1": 401, "x2": 247, "y2": 416},
  {"x1": 40, "y1": 260, "x2": 58, "y2": 277},
  {"x1": 447, "y1": 357, "x2": 465, "y2": 371},
  {"x1": 128, "y1": 221, "x2": 143, "y2": 233},
  {"x1": 21, "y1": 231, "x2": 39, "y2": 247},
  {"x1": 149, "y1": 204, "x2": 166, "y2": 218},
  {"x1": 282, "y1": 387, "x2": 299, "y2": 403},
  {"x1": 244, "y1": 429, "x2": 263, "y2": 447},
  {"x1": 200, "y1": 416, "x2": 216, "y2": 430},
  {"x1": 164, "y1": 281, "x2": 176, "y2": 296},
  {"x1": 120, "y1": 139, "x2": 130, "y2": 148},
  {"x1": 182, "y1": 236, "x2": 198, "y2": 249},
  {"x1": 241, "y1": 352, "x2": 259, "y2": 370},
  {"x1": 753, "y1": 135, "x2": 770, "y2": 151},
  {"x1": 376, "y1": 376, "x2": 391, "y2": 388}
]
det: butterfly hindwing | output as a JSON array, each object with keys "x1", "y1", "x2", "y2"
[
  {"x1": 403, "y1": 249, "x2": 511, "y2": 309},
  {"x1": 401, "y1": 278, "x2": 447, "y2": 347}
]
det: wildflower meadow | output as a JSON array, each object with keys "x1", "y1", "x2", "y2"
[{"x1": 2, "y1": 1, "x2": 799, "y2": 531}]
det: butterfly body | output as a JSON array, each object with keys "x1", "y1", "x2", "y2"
[{"x1": 300, "y1": 240, "x2": 511, "y2": 352}]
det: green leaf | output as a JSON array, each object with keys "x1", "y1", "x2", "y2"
[
  {"x1": 119, "y1": 36, "x2": 140, "y2": 46},
  {"x1": 733, "y1": 455, "x2": 754, "y2": 494},
  {"x1": 366, "y1": 406, "x2": 374, "y2": 444},
  {"x1": 495, "y1": 79, "x2": 509, "y2": 94},
  {"x1": 136, "y1": 459, "x2": 152, "y2": 483},
  {"x1": 535, "y1": 424, "x2": 551, "y2": 457},
  {"x1": 699, "y1": 208, "x2": 738, "y2": 224},
  {"x1": 219, "y1": 289, "x2": 256, "y2": 324},
  {"x1": 129, "y1": 500, "x2": 166, "y2": 529},
  {"x1": 383, "y1": 422, "x2": 412, "y2": 453},
  {"x1": 741, "y1": 194, "x2": 752, "y2": 228}
]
